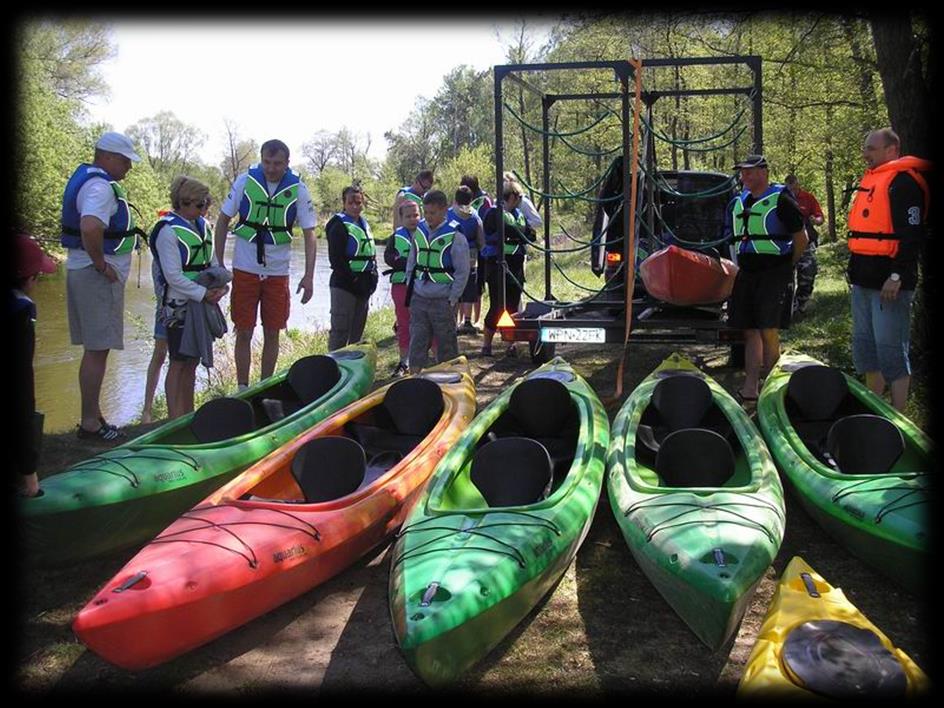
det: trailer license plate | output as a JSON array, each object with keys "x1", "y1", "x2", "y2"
[{"x1": 541, "y1": 327, "x2": 606, "y2": 343}]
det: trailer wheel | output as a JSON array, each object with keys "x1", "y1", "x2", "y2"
[{"x1": 529, "y1": 339, "x2": 556, "y2": 365}]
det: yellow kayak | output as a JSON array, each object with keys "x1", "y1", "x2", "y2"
[{"x1": 738, "y1": 557, "x2": 929, "y2": 698}]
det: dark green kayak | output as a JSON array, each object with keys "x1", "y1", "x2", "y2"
[
  {"x1": 389, "y1": 357, "x2": 609, "y2": 686},
  {"x1": 757, "y1": 353, "x2": 931, "y2": 593},
  {"x1": 606, "y1": 353, "x2": 785, "y2": 650},
  {"x1": 20, "y1": 342, "x2": 376, "y2": 566}
]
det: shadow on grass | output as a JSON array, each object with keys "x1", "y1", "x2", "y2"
[{"x1": 574, "y1": 489, "x2": 733, "y2": 696}]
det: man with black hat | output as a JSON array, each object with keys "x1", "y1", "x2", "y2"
[{"x1": 727, "y1": 154, "x2": 808, "y2": 403}]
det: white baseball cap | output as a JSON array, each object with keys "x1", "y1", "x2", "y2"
[{"x1": 95, "y1": 131, "x2": 142, "y2": 162}]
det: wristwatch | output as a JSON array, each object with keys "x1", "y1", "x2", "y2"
[{"x1": 889, "y1": 272, "x2": 901, "y2": 283}]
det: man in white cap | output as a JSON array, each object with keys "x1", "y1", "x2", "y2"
[{"x1": 60, "y1": 130, "x2": 143, "y2": 441}]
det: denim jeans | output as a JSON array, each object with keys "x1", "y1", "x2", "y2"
[{"x1": 850, "y1": 284, "x2": 914, "y2": 382}]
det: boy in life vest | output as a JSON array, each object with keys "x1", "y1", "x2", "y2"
[
  {"x1": 384, "y1": 199, "x2": 421, "y2": 376},
  {"x1": 460, "y1": 174, "x2": 492, "y2": 328},
  {"x1": 847, "y1": 128, "x2": 930, "y2": 412},
  {"x1": 394, "y1": 169, "x2": 434, "y2": 230},
  {"x1": 405, "y1": 190, "x2": 470, "y2": 373},
  {"x1": 448, "y1": 185, "x2": 486, "y2": 335}
]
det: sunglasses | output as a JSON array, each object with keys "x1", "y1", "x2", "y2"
[{"x1": 183, "y1": 198, "x2": 211, "y2": 209}]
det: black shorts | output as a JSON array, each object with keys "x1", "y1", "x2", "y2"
[
  {"x1": 166, "y1": 325, "x2": 198, "y2": 362},
  {"x1": 727, "y1": 259, "x2": 794, "y2": 330},
  {"x1": 460, "y1": 270, "x2": 479, "y2": 304}
]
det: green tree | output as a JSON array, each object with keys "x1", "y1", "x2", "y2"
[{"x1": 126, "y1": 110, "x2": 207, "y2": 180}]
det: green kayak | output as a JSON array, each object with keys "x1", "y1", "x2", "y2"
[
  {"x1": 21, "y1": 342, "x2": 376, "y2": 566},
  {"x1": 757, "y1": 353, "x2": 931, "y2": 593},
  {"x1": 606, "y1": 353, "x2": 785, "y2": 650},
  {"x1": 389, "y1": 357, "x2": 609, "y2": 686}
]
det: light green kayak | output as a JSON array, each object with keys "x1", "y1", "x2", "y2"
[
  {"x1": 20, "y1": 342, "x2": 376, "y2": 566},
  {"x1": 606, "y1": 353, "x2": 785, "y2": 650},
  {"x1": 757, "y1": 352, "x2": 931, "y2": 593},
  {"x1": 389, "y1": 357, "x2": 609, "y2": 686}
]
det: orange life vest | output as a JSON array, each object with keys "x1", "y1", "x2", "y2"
[{"x1": 847, "y1": 156, "x2": 931, "y2": 257}]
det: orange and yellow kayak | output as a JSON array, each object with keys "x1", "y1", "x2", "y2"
[{"x1": 73, "y1": 358, "x2": 475, "y2": 671}]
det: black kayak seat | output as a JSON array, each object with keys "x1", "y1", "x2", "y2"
[
  {"x1": 288, "y1": 355, "x2": 342, "y2": 404},
  {"x1": 651, "y1": 375, "x2": 713, "y2": 432},
  {"x1": 635, "y1": 376, "x2": 720, "y2": 467},
  {"x1": 826, "y1": 414, "x2": 905, "y2": 475},
  {"x1": 383, "y1": 377, "x2": 444, "y2": 437},
  {"x1": 655, "y1": 428, "x2": 735, "y2": 488},
  {"x1": 291, "y1": 435, "x2": 366, "y2": 503},
  {"x1": 787, "y1": 365, "x2": 850, "y2": 421},
  {"x1": 782, "y1": 620, "x2": 908, "y2": 698},
  {"x1": 190, "y1": 397, "x2": 256, "y2": 443},
  {"x1": 470, "y1": 437, "x2": 554, "y2": 507},
  {"x1": 260, "y1": 355, "x2": 342, "y2": 423},
  {"x1": 509, "y1": 377, "x2": 573, "y2": 437}
]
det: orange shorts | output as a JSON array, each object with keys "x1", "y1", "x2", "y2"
[{"x1": 231, "y1": 268, "x2": 291, "y2": 330}]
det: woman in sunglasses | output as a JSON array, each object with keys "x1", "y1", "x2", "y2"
[{"x1": 151, "y1": 177, "x2": 228, "y2": 419}]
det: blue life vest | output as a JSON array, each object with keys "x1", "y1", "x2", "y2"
[
  {"x1": 447, "y1": 206, "x2": 480, "y2": 261},
  {"x1": 60, "y1": 164, "x2": 138, "y2": 254},
  {"x1": 482, "y1": 207, "x2": 527, "y2": 258}
]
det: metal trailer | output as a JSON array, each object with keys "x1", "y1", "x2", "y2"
[{"x1": 490, "y1": 56, "x2": 762, "y2": 364}]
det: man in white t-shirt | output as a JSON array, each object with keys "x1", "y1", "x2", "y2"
[
  {"x1": 214, "y1": 139, "x2": 317, "y2": 389},
  {"x1": 60, "y1": 131, "x2": 143, "y2": 442}
]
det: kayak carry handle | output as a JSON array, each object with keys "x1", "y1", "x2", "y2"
[
  {"x1": 421, "y1": 582, "x2": 441, "y2": 608},
  {"x1": 113, "y1": 571, "x2": 148, "y2": 593},
  {"x1": 800, "y1": 572, "x2": 821, "y2": 598},
  {"x1": 713, "y1": 548, "x2": 727, "y2": 568}
]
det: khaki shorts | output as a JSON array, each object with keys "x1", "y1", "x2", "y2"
[{"x1": 67, "y1": 265, "x2": 125, "y2": 351}]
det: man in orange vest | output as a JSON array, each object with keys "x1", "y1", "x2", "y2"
[{"x1": 848, "y1": 128, "x2": 930, "y2": 412}]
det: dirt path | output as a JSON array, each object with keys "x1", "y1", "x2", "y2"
[{"x1": 15, "y1": 341, "x2": 931, "y2": 695}]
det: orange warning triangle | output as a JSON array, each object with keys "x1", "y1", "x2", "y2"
[{"x1": 496, "y1": 310, "x2": 515, "y2": 328}]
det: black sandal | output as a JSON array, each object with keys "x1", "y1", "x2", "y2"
[{"x1": 77, "y1": 423, "x2": 125, "y2": 442}]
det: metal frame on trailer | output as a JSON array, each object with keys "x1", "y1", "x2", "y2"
[{"x1": 491, "y1": 56, "x2": 762, "y2": 356}]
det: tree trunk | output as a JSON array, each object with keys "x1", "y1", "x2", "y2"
[{"x1": 870, "y1": 13, "x2": 931, "y2": 156}]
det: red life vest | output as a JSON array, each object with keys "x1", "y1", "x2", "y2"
[{"x1": 847, "y1": 156, "x2": 931, "y2": 257}]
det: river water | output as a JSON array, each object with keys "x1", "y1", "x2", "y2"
[{"x1": 32, "y1": 238, "x2": 393, "y2": 432}]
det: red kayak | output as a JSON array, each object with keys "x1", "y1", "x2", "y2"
[
  {"x1": 639, "y1": 244, "x2": 738, "y2": 306},
  {"x1": 72, "y1": 359, "x2": 475, "y2": 671}
]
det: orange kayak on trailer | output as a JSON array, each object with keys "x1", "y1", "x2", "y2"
[
  {"x1": 73, "y1": 358, "x2": 475, "y2": 671},
  {"x1": 639, "y1": 245, "x2": 738, "y2": 306}
]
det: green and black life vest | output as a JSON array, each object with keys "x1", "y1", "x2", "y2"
[
  {"x1": 335, "y1": 212, "x2": 377, "y2": 273},
  {"x1": 232, "y1": 165, "x2": 300, "y2": 264},
  {"x1": 731, "y1": 184, "x2": 794, "y2": 256},
  {"x1": 388, "y1": 226, "x2": 414, "y2": 285},
  {"x1": 413, "y1": 219, "x2": 460, "y2": 284}
]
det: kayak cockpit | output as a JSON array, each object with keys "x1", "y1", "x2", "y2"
[
  {"x1": 784, "y1": 365, "x2": 928, "y2": 475},
  {"x1": 240, "y1": 376, "x2": 445, "y2": 505},
  {"x1": 633, "y1": 374, "x2": 750, "y2": 488},
  {"x1": 145, "y1": 355, "x2": 343, "y2": 447},
  {"x1": 437, "y1": 377, "x2": 581, "y2": 510}
]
